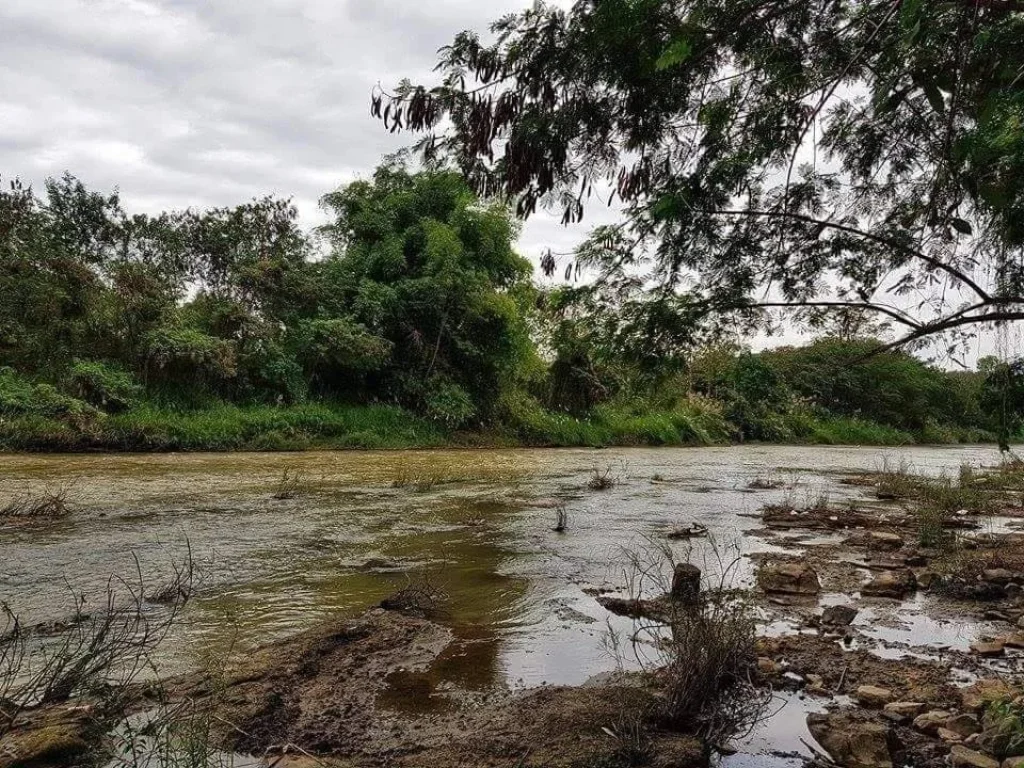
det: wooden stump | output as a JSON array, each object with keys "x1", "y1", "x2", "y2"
[{"x1": 671, "y1": 563, "x2": 701, "y2": 606}]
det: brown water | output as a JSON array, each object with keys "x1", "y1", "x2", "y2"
[{"x1": 0, "y1": 444, "x2": 1013, "y2": 761}]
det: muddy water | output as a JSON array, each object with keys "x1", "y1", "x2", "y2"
[{"x1": 0, "y1": 445, "x2": 1013, "y2": 756}]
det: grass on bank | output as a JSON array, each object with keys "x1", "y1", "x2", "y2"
[{"x1": 0, "y1": 395, "x2": 1003, "y2": 453}]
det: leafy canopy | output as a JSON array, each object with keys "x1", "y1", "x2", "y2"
[{"x1": 376, "y1": 0, "x2": 1024, "y2": 349}]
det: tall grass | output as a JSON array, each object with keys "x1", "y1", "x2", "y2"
[
  {"x1": 0, "y1": 396, "x2": 993, "y2": 453},
  {"x1": 0, "y1": 403, "x2": 448, "y2": 452}
]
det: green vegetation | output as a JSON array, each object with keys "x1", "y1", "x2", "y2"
[
  {"x1": 380, "y1": 0, "x2": 1024, "y2": 348},
  {"x1": 0, "y1": 167, "x2": 1019, "y2": 453}
]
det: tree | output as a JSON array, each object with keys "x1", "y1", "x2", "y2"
[
  {"x1": 761, "y1": 338, "x2": 956, "y2": 431},
  {"x1": 317, "y1": 164, "x2": 537, "y2": 424},
  {"x1": 376, "y1": 0, "x2": 1024, "y2": 350}
]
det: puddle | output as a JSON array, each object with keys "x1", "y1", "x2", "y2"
[
  {"x1": 721, "y1": 691, "x2": 843, "y2": 768},
  {"x1": 856, "y1": 595, "x2": 987, "y2": 653}
]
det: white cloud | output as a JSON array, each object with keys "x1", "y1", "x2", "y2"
[{"x1": 0, "y1": 0, "x2": 579, "y2": 240}]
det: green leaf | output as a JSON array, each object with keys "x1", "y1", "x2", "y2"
[{"x1": 656, "y1": 39, "x2": 692, "y2": 71}]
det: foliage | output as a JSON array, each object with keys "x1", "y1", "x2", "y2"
[
  {"x1": 761, "y1": 339, "x2": 958, "y2": 432},
  {"x1": 144, "y1": 328, "x2": 238, "y2": 394},
  {"x1": 317, "y1": 164, "x2": 536, "y2": 417},
  {"x1": 0, "y1": 367, "x2": 92, "y2": 418},
  {"x1": 0, "y1": 168, "x2": 1016, "y2": 452},
  {"x1": 68, "y1": 361, "x2": 142, "y2": 413},
  {"x1": 377, "y1": 0, "x2": 1024, "y2": 349},
  {"x1": 981, "y1": 359, "x2": 1024, "y2": 450}
]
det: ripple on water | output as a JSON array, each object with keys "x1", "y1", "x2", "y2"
[{"x1": 0, "y1": 444, "x2": 1015, "y2": 694}]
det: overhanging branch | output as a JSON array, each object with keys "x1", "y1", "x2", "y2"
[
  {"x1": 742, "y1": 301, "x2": 922, "y2": 329},
  {"x1": 706, "y1": 208, "x2": 993, "y2": 304}
]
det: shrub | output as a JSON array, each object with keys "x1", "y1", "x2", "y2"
[
  {"x1": 68, "y1": 360, "x2": 141, "y2": 413},
  {"x1": 0, "y1": 485, "x2": 73, "y2": 519},
  {"x1": 297, "y1": 317, "x2": 393, "y2": 384},
  {"x1": 612, "y1": 542, "x2": 768, "y2": 746},
  {"x1": 423, "y1": 378, "x2": 477, "y2": 429},
  {"x1": 144, "y1": 327, "x2": 237, "y2": 390},
  {"x1": 0, "y1": 367, "x2": 92, "y2": 418}
]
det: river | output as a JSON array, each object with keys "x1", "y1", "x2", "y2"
[{"x1": 0, "y1": 444, "x2": 1013, "y2": 762}]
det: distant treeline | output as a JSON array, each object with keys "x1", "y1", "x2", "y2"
[{"x1": 0, "y1": 166, "x2": 1019, "y2": 452}]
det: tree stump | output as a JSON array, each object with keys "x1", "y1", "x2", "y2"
[{"x1": 671, "y1": 563, "x2": 701, "y2": 606}]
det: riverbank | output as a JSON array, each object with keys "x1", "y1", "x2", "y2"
[{"x1": 0, "y1": 401, "x2": 997, "y2": 453}]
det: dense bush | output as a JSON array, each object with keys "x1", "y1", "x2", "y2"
[
  {"x1": 67, "y1": 361, "x2": 141, "y2": 413},
  {"x1": 0, "y1": 368, "x2": 92, "y2": 418},
  {"x1": 0, "y1": 167, "x2": 1015, "y2": 452}
]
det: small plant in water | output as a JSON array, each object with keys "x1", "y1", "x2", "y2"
[
  {"x1": 552, "y1": 504, "x2": 570, "y2": 533},
  {"x1": 0, "y1": 484, "x2": 73, "y2": 519},
  {"x1": 379, "y1": 572, "x2": 449, "y2": 616},
  {"x1": 271, "y1": 469, "x2": 307, "y2": 500},
  {"x1": 587, "y1": 465, "x2": 620, "y2": 491},
  {"x1": 747, "y1": 476, "x2": 786, "y2": 490}
]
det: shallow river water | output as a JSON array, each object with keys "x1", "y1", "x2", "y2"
[{"x1": 0, "y1": 444, "x2": 1015, "y2": 762}]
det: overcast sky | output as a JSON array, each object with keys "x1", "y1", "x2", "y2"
[
  {"x1": 0, "y1": 0, "x2": 1012, "y2": 364},
  {"x1": 0, "y1": 0, "x2": 612, "y2": 265}
]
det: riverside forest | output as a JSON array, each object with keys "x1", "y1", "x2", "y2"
[
  {"x1": 6, "y1": 2, "x2": 1024, "y2": 768},
  {"x1": 1, "y1": 169, "x2": 1021, "y2": 453}
]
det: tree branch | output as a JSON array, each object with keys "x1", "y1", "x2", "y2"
[
  {"x1": 741, "y1": 300, "x2": 923, "y2": 329},
  {"x1": 879, "y1": 309, "x2": 1024, "y2": 353},
  {"x1": 705, "y1": 208, "x2": 993, "y2": 303}
]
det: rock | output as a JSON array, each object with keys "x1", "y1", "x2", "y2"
[
  {"x1": 869, "y1": 532, "x2": 904, "y2": 550},
  {"x1": 950, "y1": 746, "x2": 1000, "y2": 768},
  {"x1": 862, "y1": 569, "x2": 917, "y2": 599},
  {"x1": 1002, "y1": 758, "x2": 1024, "y2": 768},
  {"x1": 966, "y1": 582, "x2": 1008, "y2": 601},
  {"x1": 884, "y1": 702, "x2": 926, "y2": 720},
  {"x1": 856, "y1": 685, "x2": 894, "y2": 708},
  {"x1": 971, "y1": 640, "x2": 1007, "y2": 657},
  {"x1": 360, "y1": 557, "x2": 403, "y2": 571},
  {"x1": 665, "y1": 523, "x2": 709, "y2": 540},
  {"x1": 0, "y1": 720, "x2": 91, "y2": 768},
  {"x1": 807, "y1": 712, "x2": 892, "y2": 768},
  {"x1": 984, "y1": 569, "x2": 1016, "y2": 585},
  {"x1": 940, "y1": 728, "x2": 966, "y2": 743},
  {"x1": 757, "y1": 657, "x2": 782, "y2": 677},
  {"x1": 596, "y1": 595, "x2": 669, "y2": 622},
  {"x1": 822, "y1": 604, "x2": 859, "y2": 626},
  {"x1": 758, "y1": 561, "x2": 821, "y2": 595},
  {"x1": 962, "y1": 680, "x2": 1020, "y2": 711},
  {"x1": 1018, "y1": 615, "x2": 1024, "y2": 630},
  {"x1": 914, "y1": 710, "x2": 953, "y2": 734},
  {"x1": 986, "y1": 611, "x2": 1013, "y2": 622},
  {"x1": 1006, "y1": 584, "x2": 1022, "y2": 601},
  {"x1": 806, "y1": 673, "x2": 829, "y2": 695},
  {"x1": 1002, "y1": 634, "x2": 1024, "y2": 649},
  {"x1": 917, "y1": 571, "x2": 941, "y2": 590},
  {"x1": 947, "y1": 714, "x2": 983, "y2": 739}
]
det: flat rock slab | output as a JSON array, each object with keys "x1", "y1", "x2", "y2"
[
  {"x1": 758, "y1": 561, "x2": 821, "y2": 595},
  {"x1": 807, "y1": 711, "x2": 892, "y2": 768},
  {"x1": 951, "y1": 746, "x2": 1000, "y2": 768}
]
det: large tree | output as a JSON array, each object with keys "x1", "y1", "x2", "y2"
[{"x1": 375, "y1": 0, "x2": 1024, "y2": 350}]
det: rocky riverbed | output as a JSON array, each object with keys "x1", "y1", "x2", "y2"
[{"x1": 2, "y1": 446, "x2": 1024, "y2": 767}]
